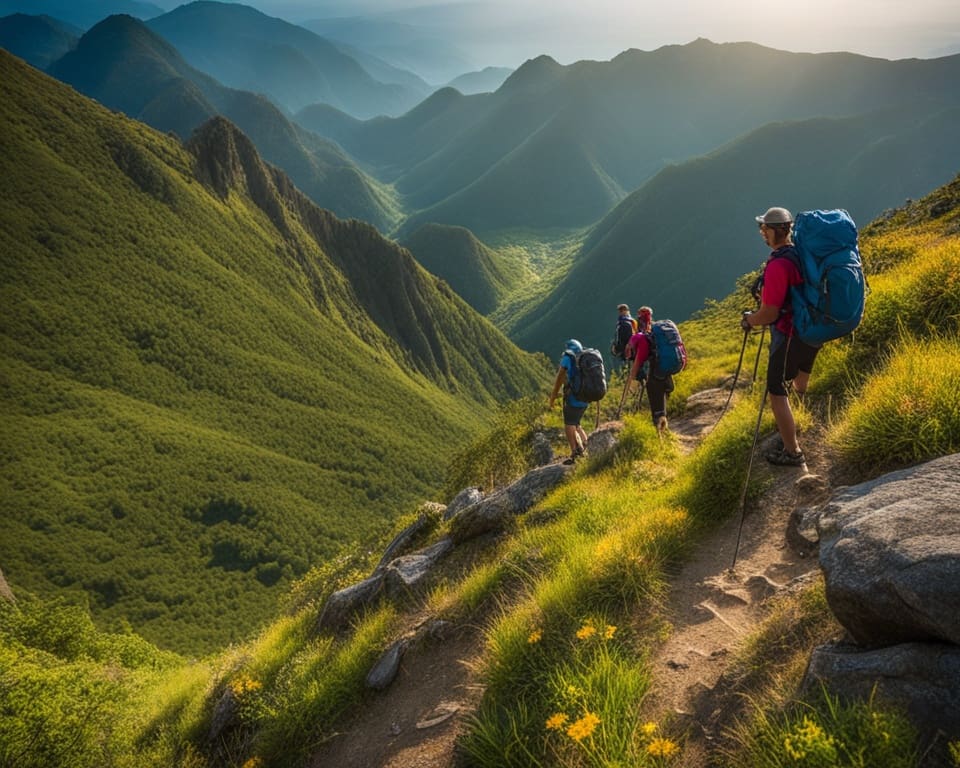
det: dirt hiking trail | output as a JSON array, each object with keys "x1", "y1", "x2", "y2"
[{"x1": 310, "y1": 389, "x2": 831, "y2": 768}]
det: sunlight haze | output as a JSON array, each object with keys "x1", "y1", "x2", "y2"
[{"x1": 242, "y1": 0, "x2": 960, "y2": 67}]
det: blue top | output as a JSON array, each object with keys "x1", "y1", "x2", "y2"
[{"x1": 561, "y1": 352, "x2": 588, "y2": 408}]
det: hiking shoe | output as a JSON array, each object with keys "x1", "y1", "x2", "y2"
[
  {"x1": 562, "y1": 455, "x2": 577, "y2": 465},
  {"x1": 573, "y1": 445, "x2": 585, "y2": 458},
  {"x1": 657, "y1": 416, "x2": 668, "y2": 434},
  {"x1": 766, "y1": 447, "x2": 805, "y2": 466}
]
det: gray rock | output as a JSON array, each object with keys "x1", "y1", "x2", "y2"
[
  {"x1": 208, "y1": 685, "x2": 238, "y2": 745},
  {"x1": 448, "y1": 462, "x2": 573, "y2": 543},
  {"x1": 384, "y1": 538, "x2": 454, "y2": 596},
  {"x1": 817, "y1": 454, "x2": 960, "y2": 646},
  {"x1": 316, "y1": 573, "x2": 385, "y2": 634},
  {"x1": 366, "y1": 639, "x2": 408, "y2": 690},
  {"x1": 531, "y1": 431, "x2": 554, "y2": 467},
  {"x1": 443, "y1": 486, "x2": 484, "y2": 521},
  {"x1": 586, "y1": 426, "x2": 619, "y2": 458},
  {"x1": 375, "y1": 508, "x2": 437, "y2": 572},
  {"x1": 802, "y1": 641, "x2": 960, "y2": 741}
]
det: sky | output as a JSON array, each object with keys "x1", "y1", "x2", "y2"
[{"x1": 232, "y1": 0, "x2": 960, "y2": 66}]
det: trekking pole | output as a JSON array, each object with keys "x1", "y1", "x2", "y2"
[
  {"x1": 615, "y1": 367, "x2": 631, "y2": 418},
  {"x1": 595, "y1": 400, "x2": 601, "y2": 431},
  {"x1": 634, "y1": 379, "x2": 645, "y2": 414},
  {"x1": 748, "y1": 325, "x2": 766, "y2": 392},
  {"x1": 714, "y1": 325, "x2": 750, "y2": 428},
  {"x1": 730, "y1": 385, "x2": 769, "y2": 572}
]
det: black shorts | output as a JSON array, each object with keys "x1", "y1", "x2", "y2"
[
  {"x1": 562, "y1": 401, "x2": 588, "y2": 426},
  {"x1": 767, "y1": 328, "x2": 819, "y2": 397}
]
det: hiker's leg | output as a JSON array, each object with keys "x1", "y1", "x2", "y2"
[
  {"x1": 770, "y1": 394, "x2": 800, "y2": 454},
  {"x1": 562, "y1": 403, "x2": 587, "y2": 455},
  {"x1": 646, "y1": 376, "x2": 667, "y2": 425}
]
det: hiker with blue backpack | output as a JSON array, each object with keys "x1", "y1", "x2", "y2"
[
  {"x1": 548, "y1": 339, "x2": 607, "y2": 464},
  {"x1": 742, "y1": 207, "x2": 815, "y2": 466},
  {"x1": 741, "y1": 206, "x2": 865, "y2": 466},
  {"x1": 610, "y1": 304, "x2": 638, "y2": 372},
  {"x1": 626, "y1": 308, "x2": 687, "y2": 434}
]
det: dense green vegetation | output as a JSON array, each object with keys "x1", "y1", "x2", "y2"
[{"x1": 0, "y1": 50, "x2": 546, "y2": 654}]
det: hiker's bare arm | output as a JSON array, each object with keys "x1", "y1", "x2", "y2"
[
  {"x1": 745, "y1": 303, "x2": 780, "y2": 327},
  {"x1": 548, "y1": 367, "x2": 566, "y2": 408}
]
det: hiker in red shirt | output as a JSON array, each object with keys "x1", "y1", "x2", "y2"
[
  {"x1": 741, "y1": 207, "x2": 819, "y2": 466},
  {"x1": 626, "y1": 307, "x2": 673, "y2": 434}
]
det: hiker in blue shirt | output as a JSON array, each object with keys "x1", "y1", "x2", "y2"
[{"x1": 548, "y1": 339, "x2": 589, "y2": 464}]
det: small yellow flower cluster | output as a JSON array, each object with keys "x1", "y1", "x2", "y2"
[
  {"x1": 545, "y1": 710, "x2": 601, "y2": 742},
  {"x1": 241, "y1": 758, "x2": 264, "y2": 768},
  {"x1": 528, "y1": 628, "x2": 542, "y2": 644},
  {"x1": 639, "y1": 721, "x2": 681, "y2": 762},
  {"x1": 575, "y1": 620, "x2": 617, "y2": 641},
  {"x1": 783, "y1": 715, "x2": 837, "y2": 762},
  {"x1": 566, "y1": 711, "x2": 601, "y2": 742},
  {"x1": 229, "y1": 675, "x2": 262, "y2": 698}
]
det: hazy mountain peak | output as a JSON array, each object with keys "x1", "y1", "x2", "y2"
[{"x1": 498, "y1": 53, "x2": 564, "y2": 93}]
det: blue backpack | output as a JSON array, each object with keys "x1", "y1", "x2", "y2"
[
  {"x1": 786, "y1": 210, "x2": 866, "y2": 347},
  {"x1": 647, "y1": 320, "x2": 687, "y2": 379}
]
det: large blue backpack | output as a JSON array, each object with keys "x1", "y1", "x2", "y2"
[
  {"x1": 787, "y1": 210, "x2": 866, "y2": 347},
  {"x1": 647, "y1": 320, "x2": 687, "y2": 379}
]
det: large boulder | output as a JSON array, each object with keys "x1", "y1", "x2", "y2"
[
  {"x1": 384, "y1": 538, "x2": 454, "y2": 596},
  {"x1": 443, "y1": 486, "x2": 484, "y2": 521},
  {"x1": 803, "y1": 641, "x2": 960, "y2": 742},
  {"x1": 816, "y1": 454, "x2": 960, "y2": 646},
  {"x1": 448, "y1": 463, "x2": 573, "y2": 543}
]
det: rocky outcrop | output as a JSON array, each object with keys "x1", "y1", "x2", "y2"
[
  {"x1": 816, "y1": 454, "x2": 960, "y2": 646},
  {"x1": 447, "y1": 463, "x2": 573, "y2": 544},
  {"x1": 803, "y1": 453, "x2": 960, "y2": 746},
  {"x1": 0, "y1": 567, "x2": 15, "y2": 603},
  {"x1": 316, "y1": 459, "x2": 575, "y2": 636}
]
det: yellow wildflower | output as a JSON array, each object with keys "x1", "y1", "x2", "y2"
[
  {"x1": 603, "y1": 624, "x2": 617, "y2": 639},
  {"x1": 230, "y1": 675, "x2": 262, "y2": 697},
  {"x1": 241, "y1": 758, "x2": 264, "y2": 768},
  {"x1": 641, "y1": 721, "x2": 658, "y2": 737},
  {"x1": 647, "y1": 737, "x2": 680, "y2": 758},
  {"x1": 576, "y1": 623, "x2": 597, "y2": 640},
  {"x1": 528, "y1": 628, "x2": 542, "y2": 644},
  {"x1": 546, "y1": 712, "x2": 568, "y2": 731},
  {"x1": 566, "y1": 711, "x2": 601, "y2": 742}
]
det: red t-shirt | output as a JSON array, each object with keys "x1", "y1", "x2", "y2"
[
  {"x1": 761, "y1": 247, "x2": 803, "y2": 335},
  {"x1": 626, "y1": 332, "x2": 651, "y2": 368}
]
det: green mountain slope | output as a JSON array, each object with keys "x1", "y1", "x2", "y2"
[
  {"x1": 508, "y1": 107, "x2": 960, "y2": 355},
  {"x1": 306, "y1": 40, "x2": 960, "y2": 235},
  {"x1": 46, "y1": 13, "x2": 400, "y2": 232},
  {"x1": 0, "y1": 12, "x2": 79, "y2": 69},
  {"x1": 401, "y1": 224, "x2": 528, "y2": 315},
  {"x1": 0, "y1": 50, "x2": 547, "y2": 654},
  {"x1": 146, "y1": 0, "x2": 424, "y2": 119}
]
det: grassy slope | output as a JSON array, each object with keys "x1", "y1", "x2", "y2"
[{"x1": 0, "y1": 50, "x2": 547, "y2": 654}]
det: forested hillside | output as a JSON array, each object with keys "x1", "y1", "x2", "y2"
[{"x1": 0, "y1": 50, "x2": 546, "y2": 654}]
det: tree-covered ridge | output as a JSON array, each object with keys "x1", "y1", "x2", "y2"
[
  {"x1": 401, "y1": 223, "x2": 528, "y2": 315},
  {"x1": 0, "y1": 49, "x2": 546, "y2": 654}
]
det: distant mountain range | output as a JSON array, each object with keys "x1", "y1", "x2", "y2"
[
  {"x1": 0, "y1": 0, "x2": 164, "y2": 29},
  {"x1": 299, "y1": 40, "x2": 960, "y2": 237},
  {"x1": 0, "y1": 12, "x2": 79, "y2": 69},
  {"x1": 146, "y1": 1, "x2": 427, "y2": 118},
  {"x1": 0, "y1": 48, "x2": 546, "y2": 652},
  {"x1": 43, "y1": 13, "x2": 401, "y2": 231}
]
